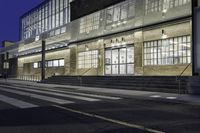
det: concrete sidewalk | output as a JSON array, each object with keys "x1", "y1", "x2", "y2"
[{"x1": 0, "y1": 78, "x2": 200, "y2": 106}]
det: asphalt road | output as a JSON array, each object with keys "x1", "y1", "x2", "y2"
[{"x1": 0, "y1": 82, "x2": 199, "y2": 133}]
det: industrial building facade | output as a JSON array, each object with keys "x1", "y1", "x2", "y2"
[{"x1": 0, "y1": 0, "x2": 193, "y2": 81}]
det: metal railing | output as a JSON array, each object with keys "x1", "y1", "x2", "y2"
[{"x1": 176, "y1": 62, "x2": 192, "y2": 94}]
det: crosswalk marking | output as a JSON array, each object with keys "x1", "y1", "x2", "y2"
[
  {"x1": 12, "y1": 84, "x2": 121, "y2": 100},
  {"x1": 0, "y1": 87, "x2": 74, "y2": 104},
  {"x1": 0, "y1": 94, "x2": 38, "y2": 109},
  {"x1": 41, "y1": 89, "x2": 121, "y2": 100},
  {"x1": 0, "y1": 84, "x2": 123, "y2": 109},
  {"x1": 0, "y1": 85, "x2": 100, "y2": 102}
]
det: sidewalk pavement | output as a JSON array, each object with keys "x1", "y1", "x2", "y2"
[{"x1": 0, "y1": 78, "x2": 200, "y2": 106}]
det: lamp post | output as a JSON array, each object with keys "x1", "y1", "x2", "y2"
[
  {"x1": 40, "y1": 31, "x2": 47, "y2": 81},
  {"x1": 192, "y1": 0, "x2": 198, "y2": 76},
  {"x1": 41, "y1": 39, "x2": 46, "y2": 81}
]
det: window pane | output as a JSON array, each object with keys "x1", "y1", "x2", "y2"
[
  {"x1": 105, "y1": 50, "x2": 111, "y2": 64},
  {"x1": 53, "y1": 60, "x2": 59, "y2": 67},
  {"x1": 120, "y1": 48, "x2": 126, "y2": 64},
  {"x1": 105, "y1": 65, "x2": 111, "y2": 74},
  {"x1": 112, "y1": 65, "x2": 119, "y2": 75},
  {"x1": 33, "y1": 62, "x2": 38, "y2": 68},
  {"x1": 112, "y1": 49, "x2": 119, "y2": 64},
  {"x1": 113, "y1": 6, "x2": 120, "y2": 22},
  {"x1": 127, "y1": 64, "x2": 134, "y2": 74},
  {"x1": 106, "y1": 8, "x2": 113, "y2": 23},
  {"x1": 127, "y1": 47, "x2": 134, "y2": 63},
  {"x1": 59, "y1": 59, "x2": 65, "y2": 66},
  {"x1": 120, "y1": 65, "x2": 126, "y2": 74},
  {"x1": 48, "y1": 61, "x2": 53, "y2": 67}
]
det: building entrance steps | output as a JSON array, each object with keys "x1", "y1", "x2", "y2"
[
  {"x1": 0, "y1": 78, "x2": 200, "y2": 106},
  {"x1": 42, "y1": 76, "x2": 189, "y2": 93}
]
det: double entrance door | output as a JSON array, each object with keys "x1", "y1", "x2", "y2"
[{"x1": 105, "y1": 46, "x2": 134, "y2": 75}]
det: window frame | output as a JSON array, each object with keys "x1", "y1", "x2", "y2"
[{"x1": 143, "y1": 35, "x2": 191, "y2": 66}]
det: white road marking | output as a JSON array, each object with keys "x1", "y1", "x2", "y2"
[
  {"x1": 150, "y1": 95, "x2": 161, "y2": 98},
  {"x1": 13, "y1": 85, "x2": 121, "y2": 100},
  {"x1": 0, "y1": 94, "x2": 38, "y2": 109},
  {"x1": 53, "y1": 105, "x2": 166, "y2": 133},
  {"x1": 0, "y1": 85, "x2": 100, "y2": 102},
  {"x1": 0, "y1": 87, "x2": 74, "y2": 104},
  {"x1": 166, "y1": 97, "x2": 177, "y2": 100},
  {"x1": 48, "y1": 90, "x2": 121, "y2": 100}
]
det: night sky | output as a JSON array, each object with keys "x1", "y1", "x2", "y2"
[{"x1": 0, "y1": 0, "x2": 44, "y2": 47}]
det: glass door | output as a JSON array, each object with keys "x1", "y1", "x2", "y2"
[{"x1": 105, "y1": 46, "x2": 134, "y2": 75}]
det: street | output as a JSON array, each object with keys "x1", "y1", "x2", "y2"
[{"x1": 0, "y1": 81, "x2": 199, "y2": 133}]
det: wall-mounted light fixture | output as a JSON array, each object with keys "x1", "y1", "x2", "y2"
[
  {"x1": 162, "y1": 8, "x2": 167, "y2": 17},
  {"x1": 117, "y1": 21, "x2": 121, "y2": 26},
  {"x1": 161, "y1": 29, "x2": 168, "y2": 39},
  {"x1": 112, "y1": 24, "x2": 116, "y2": 27},
  {"x1": 111, "y1": 39, "x2": 115, "y2": 47},
  {"x1": 121, "y1": 37, "x2": 127, "y2": 45},
  {"x1": 123, "y1": 21, "x2": 127, "y2": 24},
  {"x1": 85, "y1": 45, "x2": 89, "y2": 51}
]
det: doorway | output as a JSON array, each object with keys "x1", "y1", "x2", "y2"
[{"x1": 105, "y1": 45, "x2": 134, "y2": 75}]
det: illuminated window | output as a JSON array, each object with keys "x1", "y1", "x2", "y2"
[
  {"x1": 48, "y1": 60, "x2": 53, "y2": 67},
  {"x1": 145, "y1": 0, "x2": 162, "y2": 14},
  {"x1": 59, "y1": 59, "x2": 65, "y2": 66},
  {"x1": 106, "y1": 0, "x2": 136, "y2": 24},
  {"x1": 80, "y1": 12, "x2": 100, "y2": 34},
  {"x1": 21, "y1": 0, "x2": 70, "y2": 40},
  {"x1": 145, "y1": 0, "x2": 191, "y2": 15},
  {"x1": 33, "y1": 58, "x2": 65, "y2": 68},
  {"x1": 78, "y1": 50, "x2": 98, "y2": 69},
  {"x1": 53, "y1": 60, "x2": 59, "y2": 67},
  {"x1": 144, "y1": 35, "x2": 191, "y2": 66},
  {"x1": 33, "y1": 62, "x2": 38, "y2": 68},
  {"x1": 3, "y1": 62, "x2": 9, "y2": 69}
]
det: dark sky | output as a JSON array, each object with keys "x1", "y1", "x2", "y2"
[{"x1": 0, "y1": 0, "x2": 44, "y2": 47}]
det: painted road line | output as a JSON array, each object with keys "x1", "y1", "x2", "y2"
[
  {"x1": 166, "y1": 97, "x2": 177, "y2": 100},
  {"x1": 0, "y1": 87, "x2": 74, "y2": 104},
  {"x1": 53, "y1": 105, "x2": 166, "y2": 133},
  {"x1": 150, "y1": 95, "x2": 162, "y2": 98},
  {"x1": 44, "y1": 89, "x2": 121, "y2": 100},
  {"x1": 0, "y1": 85, "x2": 100, "y2": 102},
  {"x1": 0, "y1": 94, "x2": 38, "y2": 109},
  {"x1": 12, "y1": 84, "x2": 121, "y2": 100}
]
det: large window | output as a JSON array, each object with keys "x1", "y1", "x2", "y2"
[
  {"x1": 164, "y1": 0, "x2": 190, "y2": 9},
  {"x1": 145, "y1": 0, "x2": 191, "y2": 15},
  {"x1": 145, "y1": 0, "x2": 162, "y2": 14},
  {"x1": 79, "y1": 12, "x2": 100, "y2": 34},
  {"x1": 33, "y1": 59, "x2": 65, "y2": 68},
  {"x1": 144, "y1": 35, "x2": 191, "y2": 66},
  {"x1": 78, "y1": 50, "x2": 98, "y2": 69},
  {"x1": 21, "y1": 0, "x2": 71, "y2": 40},
  {"x1": 106, "y1": 0, "x2": 136, "y2": 24}
]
